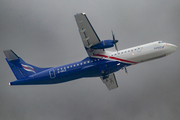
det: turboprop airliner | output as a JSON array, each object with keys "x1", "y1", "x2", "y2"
[{"x1": 4, "y1": 13, "x2": 177, "y2": 90}]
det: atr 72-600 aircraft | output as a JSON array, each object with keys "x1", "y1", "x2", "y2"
[{"x1": 4, "y1": 13, "x2": 177, "y2": 90}]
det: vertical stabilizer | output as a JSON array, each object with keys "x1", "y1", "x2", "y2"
[{"x1": 3, "y1": 50, "x2": 51, "y2": 80}]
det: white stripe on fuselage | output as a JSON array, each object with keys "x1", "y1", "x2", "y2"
[{"x1": 92, "y1": 41, "x2": 177, "y2": 65}]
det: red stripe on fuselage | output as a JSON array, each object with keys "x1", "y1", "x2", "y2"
[
  {"x1": 94, "y1": 54, "x2": 108, "y2": 58},
  {"x1": 94, "y1": 54, "x2": 137, "y2": 64}
]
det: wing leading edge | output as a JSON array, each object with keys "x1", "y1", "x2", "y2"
[{"x1": 74, "y1": 13, "x2": 103, "y2": 56}]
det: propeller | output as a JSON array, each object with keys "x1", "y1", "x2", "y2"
[
  {"x1": 121, "y1": 66, "x2": 128, "y2": 75},
  {"x1": 124, "y1": 66, "x2": 128, "y2": 75},
  {"x1": 111, "y1": 30, "x2": 118, "y2": 52}
]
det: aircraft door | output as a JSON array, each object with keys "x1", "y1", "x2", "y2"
[
  {"x1": 137, "y1": 47, "x2": 143, "y2": 52},
  {"x1": 49, "y1": 69, "x2": 56, "y2": 79}
]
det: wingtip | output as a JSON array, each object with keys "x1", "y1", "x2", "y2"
[
  {"x1": 75, "y1": 13, "x2": 86, "y2": 16},
  {"x1": 3, "y1": 49, "x2": 12, "y2": 52}
]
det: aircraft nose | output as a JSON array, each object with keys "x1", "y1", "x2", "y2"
[
  {"x1": 166, "y1": 43, "x2": 178, "y2": 53},
  {"x1": 170, "y1": 44, "x2": 178, "y2": 51},
  {"x1": 173, "y1": 44, "x2": 178, "y2": 50}
]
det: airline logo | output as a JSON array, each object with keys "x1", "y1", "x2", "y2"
[
  {"x1": 154, "y1": 46, "x2": 164, "y2": 49},
  {"x1": 21, "y1": 64, "x2": 36, "y2": 73}
]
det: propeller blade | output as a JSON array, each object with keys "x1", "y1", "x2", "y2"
[
  {"x1": 124, "y1": 66, "x2": 128, "y2": 75},
  {"x1": 115, "y1": 43, "x2": 118, "y2": 51},
  {"x1": 111, "y1": 30, "x2": 115, "y2": 42},
  {"x1": 111, "y1": 30, "x2": 118, "y2": 52}
]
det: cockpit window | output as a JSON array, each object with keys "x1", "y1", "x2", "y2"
[{"x1": 158, "y1": 41, "x2": 164, "y2": 43}]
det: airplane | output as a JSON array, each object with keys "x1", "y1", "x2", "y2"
[{"x1": 3, "y1": 13, "x2": 177, "y2": 90}]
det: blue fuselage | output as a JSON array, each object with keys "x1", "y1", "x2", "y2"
[{"x1": 10, "y1": 57, "x2": 129, "y2": 85}]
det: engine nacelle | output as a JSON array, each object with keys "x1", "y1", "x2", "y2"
[{"x1": 91, "y1": 40, "x2": 115, "y2": 49}]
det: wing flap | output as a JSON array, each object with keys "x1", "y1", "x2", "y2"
[{"x1": 100, "y1": 73, "x2": 118, "y2": 90}]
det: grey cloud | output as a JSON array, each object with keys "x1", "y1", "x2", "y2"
[{"x1": 0, "y1": 0, "x2": 180, "y2": 120}]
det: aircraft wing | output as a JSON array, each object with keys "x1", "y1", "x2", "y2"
[
  {"x1": 100, "y1": 73, "x2": 118, "y2": 90},
  {"x1": 74, "y1": 13, "x2": 102, "y2": 56}
]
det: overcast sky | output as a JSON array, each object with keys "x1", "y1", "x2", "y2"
[{"x1": 0, "y1": 0, "x2": 180, "y2": 120}]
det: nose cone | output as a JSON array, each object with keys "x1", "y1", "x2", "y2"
[
  {"x1": 173, "y1": 44, "x2": 178, "y2": 50},
  {"x1": 165, "y1": 43, "x2": 178, "y2": 55},
  {"x1": 170, "y1": 44, "x2": 178, "y2": 51}
]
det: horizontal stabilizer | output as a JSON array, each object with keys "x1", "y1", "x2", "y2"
[{"x1": 3, "y1": 50, "x2": 19, "y2": 61}]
